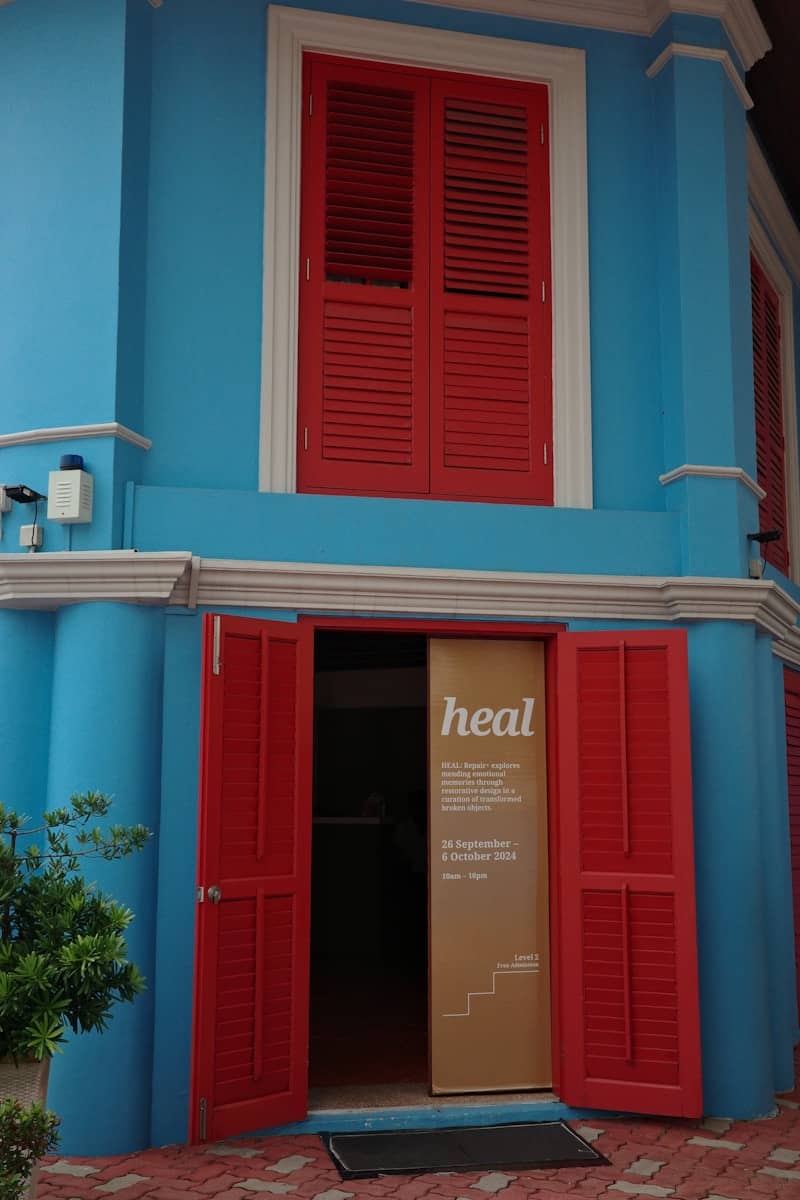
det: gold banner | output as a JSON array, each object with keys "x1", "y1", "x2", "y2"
[{"x1": 429, "y1": 639, "x2": 551, "y2": 1094}]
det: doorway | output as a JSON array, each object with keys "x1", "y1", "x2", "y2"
[{"x1": 309, "y1": 631, "x2": 429, "y2": 1100}]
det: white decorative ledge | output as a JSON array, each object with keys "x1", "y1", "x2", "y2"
[
  {"x1": 646, "y1": 43, "x2": 753, "y2": 109},
  {"x1": 659, "y1": 464, "x2": 766, "y2": 500},
  {"x1": 0, "y1": 423, "x2": 152, "y2": 451},
  {"x1": 0, "y1": 552, "x2": 191, "y2": 608},
  {"x1": 4, "y1": 551, "x2": 800, "y2": 664}
]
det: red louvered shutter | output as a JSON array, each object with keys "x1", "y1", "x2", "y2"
[
  {"x1": 752, "y1": 253, "x2": 789, "y2": 574},
  {"x1": 298, "y1": 57, "x2": 430, "y2": 496},
  {"x1": 191, "y1": 616, "x2": 313, "y2": 1142},
  {"x1": 556, "y1": 630, "x2": 702, "y2": 1116},
  {"x1": 429, "y1": 75, "x2": 552, "y2": 503},
  {"x1": 784, "y1": 668, "x2": 800, "y2": 1018}
]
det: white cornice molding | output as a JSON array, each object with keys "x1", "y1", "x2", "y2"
[
  {"x1": 405, "y1": 0, "x2": 770, "y2": 72},
  {"x1": 0, "y1": 0, "x2": 770, "y2": 70},
  {"x1": 190, "y1": 559, "x2": 800, "y2": 636},
  {"x1": 659, "y1": 463, "x2": 766, "y2": 500},
  {"x1": 5, "y1": 552, "x2": 800, "y2": 664},
  {"x1": 747, "y1": 129, "x2": 800, "y2": 286},
  {"x1": 0, "y1": 551, "x2": 191, "y2": 608},
  {"x1": 0, "y1": 423, "x2": 152, "y2": 451},
  {"x1": 646, "y1": 43, "x2": 753, "y2": 109}
]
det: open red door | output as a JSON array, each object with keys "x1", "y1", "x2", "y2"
[
  {"x1": 190, "y1": 615, "x2": 313, "y2": 1142},
  {"x1": 556, "y1": 630, "x2": 702, "y2": 1117}
]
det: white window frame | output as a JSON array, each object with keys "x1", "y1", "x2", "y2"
[
  {"x1": 750, "y1": 208, "x2": 800, "y2": 582},
  {"x1": 259, "y1": 4, "x2": 592, "y2": 508}
]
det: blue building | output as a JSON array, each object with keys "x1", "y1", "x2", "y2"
[{"x1": 2, "y1": 0, "x2": 800, "y2": 1160}]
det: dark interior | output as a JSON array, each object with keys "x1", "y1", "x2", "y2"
[{"x1": 310, "y1": 631, "x2": 429, "y2": 1088}]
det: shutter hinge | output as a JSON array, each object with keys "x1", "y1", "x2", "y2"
[
  {"x1": 196, "y1": 886, "x2": 204, "y2": 903},
  {"x1": 199, "y1": 1097, "x2": 207, "y2": 1142},
  {"x1": 212, "y1": 615, "x2": 221, "y2": 676},
  {"x1": 540, "y1": 123, "x2": 545, "y2": 145},
  {"x1": 306, "y1": 257, "x2": 310, "y2": 281}
]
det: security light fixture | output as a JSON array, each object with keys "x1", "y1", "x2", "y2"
[
  {"x1": 747, "y1": 529, "x2": 782, "y2": 543},
  {"x1": 4, "y1": 485, "x2": 47, "y2": 504}
]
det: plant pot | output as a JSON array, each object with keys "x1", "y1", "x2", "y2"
[{"x1": 0, "y1": 1057, "x2": 51, "y2": 1200}]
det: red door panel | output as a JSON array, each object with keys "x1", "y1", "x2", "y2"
[
  {"x1": 429, "y1": 75, "x2": 552, "y2": 503},
  {"x1": 556, "y1": 630, "x2": 702, "y2": 1117},
  {"x1": 783, "y1": 667, "x2": 800, "y2": 1017},
  {"x1": 298, "y1": 56, "x2": 431, "y2": 497},
  {"x1": 190, "y1": 616, "x2": 313, "y2": 1142}
]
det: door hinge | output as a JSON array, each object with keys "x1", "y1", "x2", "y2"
[
  {"x1": 305, "y1": 257, "x2": 310, "y2": 281},
  {"x1": 543, "y1": 443, "x2": 548, "y2": 466},
  {"x1": 540, "y1": 123, "x2": 545, "y2": 145},
  {"x1": 541, "y1": 280, "x2": 546, "y2": 303},
  {"x1": 196, "y1": 886, "x2": 204, "y2": 903},
  {"x1": 303, "y1": 426, "x2": 309, "y2": 451},
  {"x1": 309, "y1": 93, "x2": 313, "y2": 116},
  {"x1": 212, "y1": 615, "x2": 221, "y2": 676},
  {"x1": 199, "y1": 1097, "x2": 207, "y2": 1142}
]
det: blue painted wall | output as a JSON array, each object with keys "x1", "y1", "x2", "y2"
[{"x1": 0, "y1": 0, "x2": 127, "y2": 432}]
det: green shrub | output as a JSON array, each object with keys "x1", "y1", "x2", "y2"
[
  {"x1": 0, "y1": 1099, "x2": 59, "y2": 1200},
  {"x1": 0, "y1": 791, "x2": 151, "y2": 1060}
]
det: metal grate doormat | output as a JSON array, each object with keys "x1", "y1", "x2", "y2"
[{"x1": 323, "y1": 1121, "x2": 608, "y2": 1179}]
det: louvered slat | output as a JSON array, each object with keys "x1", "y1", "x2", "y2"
[
  {"x1": 443, "y1": 311, "x2": 530, "y2": 471},
  {"x1": 444, "y1": 98, "x2": 529, "y2": 299},
  {"x1": 325, "y1": 81, "x2": 414, "y2": 286},
  {"x1": 322, "y1": 300, "x2": 414, "y2": 464},
  {"x1": 752, "y1": 254, "x2": 788, "y2": 574}
]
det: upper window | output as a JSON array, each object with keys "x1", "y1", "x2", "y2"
[
  {"x1": 751, "y1": 250, "x2": 790, "y2": 574},
  {"x1": 296, "y1": 54, "x2": 552, "y2": 505}
]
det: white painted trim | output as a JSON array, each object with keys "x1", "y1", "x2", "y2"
[
  {"x1": 259, "y1": 5, "x2": 593, "y2": 508},
  {"x1": 750, "y1": 210, "x2": 800, "y2": 585},
  {"x1": 747, "y1": 129, "x2": 800, "y2": 286},
  {"x1": 404, "y1": 0, "x2": 770, "y2": 72},
  {"x1": 5, "y1": 549, "x2": 800, "y2": 664},
  {"x1": 3, "y1": 551, "x2": 800, "y2": 637},
  {"x1": 0, "y1": 422, "x2": 152, "y2": 451},
  {"x1": 0, "y1": 551, "x2": 191, "y2": 608},
  {"x1": 646, "y1": 43, "x2": 753, "y2": 110},
  {"x1": 659, "y1": 463, "x2": 766, "y2": 500}
]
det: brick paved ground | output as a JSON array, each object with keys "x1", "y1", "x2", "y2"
[{"x1": 37, "y1": 1058, "x2": 800, "y2": 1200}]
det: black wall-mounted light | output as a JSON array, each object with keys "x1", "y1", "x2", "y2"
[
  {"x1": 747, "y1": 529, "x2": 782, "y2": 579},
  {"x1": 4, "y1": 485, "x2": 47, "y2": 504}
]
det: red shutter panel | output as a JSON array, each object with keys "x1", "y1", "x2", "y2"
[
  {"x1": 752, "y1": 253, "x2": 789, "y2": 574},
  {"x1": 429, "y1": 75, "x2": 552, "y2": 503},
  {"x1": 783, "y1": 668, "x2": 800, "y2": 1018},
  {"x1": 556, "y1": 631, "x2": 702, "y2": 1117},
  {"x1": 191, "y1": 616, "x2": 312, "y2": 1142},
  {"x1": 298, "y1": 57, "x2": 430, "y2": 496}
]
